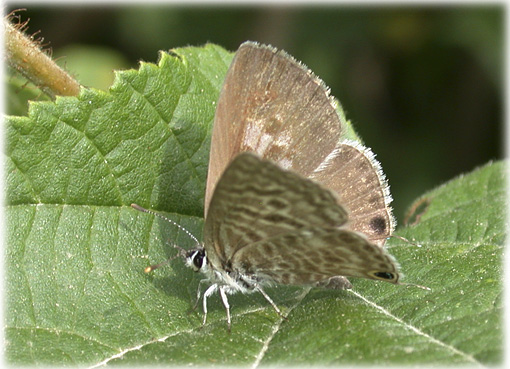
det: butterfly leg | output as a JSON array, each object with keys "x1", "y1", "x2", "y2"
[
  {"x1": 219, "y1": 286, "x2": 232, "y2": 332},
  {"x1": 202, "y1": 284, "x2": 218, "y2": 327},
  {"x1": 254, "y1": 285, "x2": 287, "y2": 320},
  {"x1": 192, "y1": 279, "x2": 209, "y2": 312}
]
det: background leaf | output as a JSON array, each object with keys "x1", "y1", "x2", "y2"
[{"x1": 5, "y1": 44, "x2": 503, "y2": 366}]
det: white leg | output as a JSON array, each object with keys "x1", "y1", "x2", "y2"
[
  {"x1": 219, "y1": 286, "x2": 231, "y2": 331},
  {"x1": 202, "y1": 284, "x2": 217, "y2": 326},
  {"x1": 193, "y1": 279, "x2": 208, "y2": 311},
  {"x1": 255, "y1": 285, "x2": 286, "y2": 319}
]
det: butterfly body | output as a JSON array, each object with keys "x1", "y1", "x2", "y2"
[{"x1": 186, "y1": 248, "x2": 260, "y2": 294}]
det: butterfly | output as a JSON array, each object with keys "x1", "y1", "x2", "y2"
[{"x1": 134, "y1": 41, "x2": 403, "y2": 330}]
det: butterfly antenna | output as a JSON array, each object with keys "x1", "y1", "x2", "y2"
[
  {"x1": 144, "y1": 255, "x2": 181, "y2": 273},
  {"x1": 131, "y1": 203, "x2": 201, "y2": 273}
]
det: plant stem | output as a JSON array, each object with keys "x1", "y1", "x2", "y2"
[{"x1": 4, "y1": 18, "x2": 81, "y2": 98}]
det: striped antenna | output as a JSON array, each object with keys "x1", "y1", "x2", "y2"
[{"x1": 131, "y1": 203, "x2": 200, "y2": 272}]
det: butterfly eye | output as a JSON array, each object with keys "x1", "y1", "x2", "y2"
[
  {"x1": 192, "y1": 250, "x2": 206, "y2": 270},
  {"x1": 184, "y1": 249, "x2": 206, "y2": 272}
]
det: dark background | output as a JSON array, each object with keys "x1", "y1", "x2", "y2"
[{"x1": 6, "y1": 4, "x2": 504, "y2": 224}]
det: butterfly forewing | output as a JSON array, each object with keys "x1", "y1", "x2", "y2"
[{"x1": 206, "y1": 42, "x2": 343, "y2": 213}]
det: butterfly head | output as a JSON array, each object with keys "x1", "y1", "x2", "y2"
[
  {"x1": 131, "y1": 204, "x2": 204, "y2": 273},
  {"x1": 185, "y1": 248, "x2": 207, "y2": 272}
]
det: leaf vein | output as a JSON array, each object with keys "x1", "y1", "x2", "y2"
[
  {"x1": 251, "y1": 287, "x2": 311, "y2": 368},
  {"x1": 349, "y1": 290, "x2": 484, "y2": 366}
]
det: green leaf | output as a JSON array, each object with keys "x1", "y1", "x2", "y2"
[{"x1": 5, "y1": 44, "x2": 503, "y2": 366}]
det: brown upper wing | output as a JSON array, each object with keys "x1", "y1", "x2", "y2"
[{"x1": 206, "y1": 41, "x2": 343, "y2": 214}]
